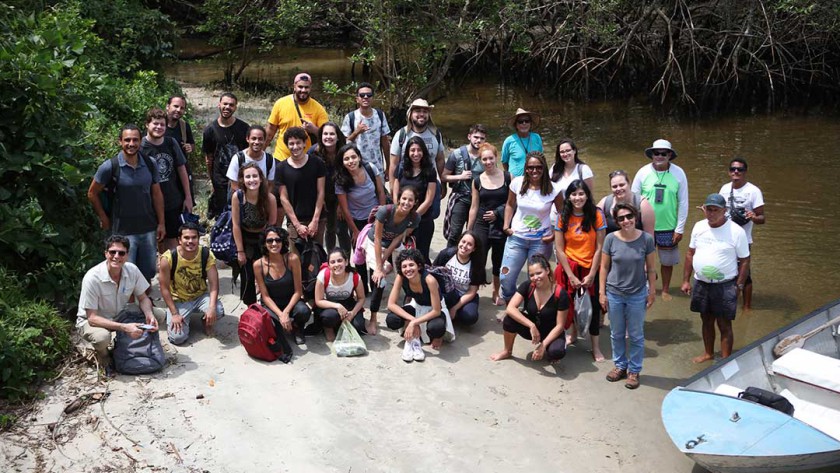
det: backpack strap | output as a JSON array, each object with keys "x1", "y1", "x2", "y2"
[
  {"x1": 352, "y1": 270, "x2": 360, "y2": 288},
  {"x1": 237, "y1": 150, "x2": 246, "y2": 169},
  {"x1": 200, "y1": 246, "x2": 209, "y2": 281},
  {"x1": 364, "y1": 162, "x2": 377, "y2": 184},
  {"x1": 321, "y1": 263, "x2": 331, "y2": 288},
  {"x1": 179, "y1": 118, "x2": 187, "y2": 144},
  {"x1": 169, "y1": 248, "x2": 178, "y2": 282}
]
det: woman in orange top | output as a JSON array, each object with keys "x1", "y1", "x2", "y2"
[{"x1": 554, "y1": 179, "x2": 606, "y2": 361}]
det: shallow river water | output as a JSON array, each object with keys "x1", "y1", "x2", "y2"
[{"x1": 167, "y1": 45, "x2": 840, "y2": 379}]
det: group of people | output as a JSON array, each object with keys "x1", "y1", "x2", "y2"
[{"x1": 78, "y1": 73, "x2": 766, "y2": 387}]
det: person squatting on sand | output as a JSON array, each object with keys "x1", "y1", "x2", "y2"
[
  {"x1": 432, "y1": 231, "x2": 487, "y2": 327},
  {"x1": 314, "y1": 247, "x2": 368, "y2": 342}
]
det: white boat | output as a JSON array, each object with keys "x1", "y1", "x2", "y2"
[{"x1": 661, "y1": 299, "x2": 840, "y2": 473}]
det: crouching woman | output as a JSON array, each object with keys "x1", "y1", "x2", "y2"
[{"x1": 314, "y1": 248, "x2": 367, "y2": 341}]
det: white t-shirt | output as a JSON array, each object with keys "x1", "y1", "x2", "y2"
[
  {"x1": 226, "y1": 151, "x2": 276, "y2": 183},
  {"x1": 316, "y1": 268, "x2": 356, "y2": 302},
  {"x1": 689, "y1": 219, "x2": 750, "y2": 283},
  {"x1": 510, "y1": 176, "x2": 562, "y2": 240},
  {"x1": 719, "y1": 182, "x2": 764, "y2": 244},
  {"x1": 341, "y1": 109, "x2": 391, "y2": 175},
  {"x1": 444, "y1": 254, "x2": 472, "y2": 293},
  {"x1": 550, "y1": 163, "x2": 594, "y2": 225}
]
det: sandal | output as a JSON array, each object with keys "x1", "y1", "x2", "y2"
[
  {"x1": 625, "y1": 372, "x2": 640, "y2": 390},
  {"x1": 606, "y1": 367, "x2": 627, "y2": 382}
]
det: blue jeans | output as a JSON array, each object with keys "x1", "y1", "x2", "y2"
[
  {"x1": 126, "y1": 230, "x2": 157, "y2": 282},
  {"x1": 607, "y1": 289, "x2": 648, "y2": 373},
  {"x1": 499, "y1": 234, "x2": 553, "y2": 301}
]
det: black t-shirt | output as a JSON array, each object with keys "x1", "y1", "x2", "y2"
[
  {"x1": 516, "y1": 281, "x2": 569, "y2": 335},
  {"x1": 165, "y1": 120, "x2": 195, "y2": 146},
  {"x1": 141, "y1": 137, "x2": 187, "y2": 211},
  {"x1": 398, "y1": 169, "x2": 434, "y2": 221},
  {"x1": 275, "y1": 156, "x2": 327, "y2": 222},
  {"x1": 202, "y1": 118, "x2": 249, "y2": 186}
]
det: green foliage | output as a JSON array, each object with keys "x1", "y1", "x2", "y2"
[{"x1": 0, "y1": 268, "x2": 72, "y2": 402}]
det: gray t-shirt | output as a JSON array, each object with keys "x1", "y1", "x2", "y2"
[
  {"x1": 335, "y1": 169, "x2": 380, "y2": 221},
  {"x1": 94, "y1": 152, "x2": 160, "y2": 235},
  {"x1": 602, "y1": 232, "x2": 655, "y2": 296},
  {"x1": 367, "y1": 204, "x2": 419, "y2": 247}
]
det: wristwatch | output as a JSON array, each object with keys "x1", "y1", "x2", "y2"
[{"x1": 737, "y1": 283, "x2": 744, "y2": 290}]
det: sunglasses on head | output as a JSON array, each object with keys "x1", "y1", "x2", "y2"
[
  {"x1": 108, "y1": 249, "x2": 126, "y2": 256},
  {"x1": 616, "y1": 214, "x2": 635, "y2": 222},
  {"x1": 729, "y1": 166, "x2": 746, "y2": 173},
  {"x1": 266, "y1": 237, "x2": 283, "y2": 244},
  {"x1": 358, "y1": 92, "x2": 374, "y2": 98}
]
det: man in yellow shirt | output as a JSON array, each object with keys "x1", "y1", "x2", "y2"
[{"x1": 265, "y1": 72, "x2": 329, "y2": 160}]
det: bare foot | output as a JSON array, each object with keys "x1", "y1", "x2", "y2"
[
  {"x1": 365, "y1": 319, "x2": 378, "y2": 336},
  {"x1": 493, "y1": 294, "x2": 505, "y2": 306},
  {"x1": 566, "y1": 334, "x2": 578, "y2": 345},
  {"x1": 692, "y1": 353, "x2": 714, "y2": 363},
  {"x1": 661, "y1": 291, "x2": 673, "y2": 302},
  {"x1": 592, "y1": 351, "x2": 606, "y2": 362},
  {"x1": 490, "y1": 350, "x2": 512, "y2": 361},
  {"x1": 430, "y1": 338, "x2": 443, "y2": 349}
]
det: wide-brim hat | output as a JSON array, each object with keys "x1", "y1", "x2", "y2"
[
  {"x1": 509, "y1": 108, "x2": 541, "y2": 129},
  {"x1": 645, "y1": 139, "x2": 678, "y2": 159},
  {"x1": 406, "y1": 98, "x2": 434, "y2": 119}
]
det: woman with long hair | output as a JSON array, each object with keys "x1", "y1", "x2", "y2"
[
  {"x1": 468, "y1": 143, "x2": 511, "y2": 305},
  {"x1": 499, "y1": 151, "x2": 564, "y2": 302},
  {"x1": 596, "y1": 170, "x2": 655, "y2": 236},
  {"x1": 554, "y1": 179, "x2": 606, "y2": 361},
  {"x1": 490, "y1": 254, "x2": 568, "y2": 363},
  {"x1": 550, "y1": 138, "x2": 595, "y2": 197},
  {"x1": 393, "y1": 136, "x2": 437, "y2": 262},
  {"x1": 314, "y1": 247, "x2": 367, "y2": 342},
  {"x1": 599, "y1": 203, "x2": 656, "y2": 389},
  {"x1": 386, "y1": 249, "x2": 454, "y2": 361},
  {"x1": 308, "y1": 122, "x2": 347, "y2": 250},
  {"x1": 253, "y1": 226, "x2": 312, "y2": 346},
  {"x1": 432, "y1": 231, "x2": 486, "y2": 326},
  {"x1": 232, "y1": 162, "x2": 277, "y2": 304},
  {"x1": 363, "y1": 186, "x2": 420, "y2": 335}
]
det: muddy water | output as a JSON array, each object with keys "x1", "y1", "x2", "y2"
[{"x1": 167, "y1": 46, "x2": 840, "y2": 378}]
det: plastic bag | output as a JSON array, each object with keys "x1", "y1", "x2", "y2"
[
  {"x1": 574, "y1": 288, "x2": 592, "y2": 341},
  {"x1": 334, "y1": 321, "x2": 367, "y2": 357}
]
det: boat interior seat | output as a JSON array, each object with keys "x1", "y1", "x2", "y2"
[
  {"x1": 780, "y1": 388, "x2": 840, "y2": 441},
  {"x1": 713, "y1": 383, "x2": 744, "y2": 397},
  {"x1": 771, "y1": 348, "x2": 840, "y2": 394}
]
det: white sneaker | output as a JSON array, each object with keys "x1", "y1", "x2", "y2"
[
  {"x1": 402, "y1": 341, "x2": 414, "y2": 363},
  {"x1": 412, "y1": 338, "x2": 425, "y2": 362}
]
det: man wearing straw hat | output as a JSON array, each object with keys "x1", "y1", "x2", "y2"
[
  {"x1": 501, "y1": 108, "x2": 543, "y2": 177},
  {"x1": 265, "y1": 72, "x2": 329, "y2": 161},
  {"x1": 388, "y1": 98, "x2": 446, "y2": 196}
]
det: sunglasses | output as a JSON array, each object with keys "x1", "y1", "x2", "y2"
[
  {"x1": 616, "y1": 214, "x2": 635, "y2": 222},
  {"x1": 652, "y1": 151, "x2": 670, "y2": 157},
  {"x1": 525, "y1": 165, "x2": 543, "y2": 171},
  {"x1": 358, "y1": 92, "x2": 374, "y2": 98},
  {"x1": 516, "y1": 119, "x2": 531, "y2": 124},
  {"x1": 729, "y1": 167, "x2": 746, "y2": 173},
  {"x1": 108, "y1": 249, "x2": 127, "y2": 256},
  {"x1": 265, "y1": 238, "x2": 283, "y2": 244}
]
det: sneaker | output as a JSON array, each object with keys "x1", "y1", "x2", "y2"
[
  {"x1": 402, "y1": 341, "x2": 414, "y2": 363},
  {"x1": 606, "y1": 367, "x2": 627, "y2": 382},
  {"x1": 294, "y1": 331, "x2": 306, "y2": 346},
  {"x1": 625, "y1": 372, "x2": 640, "y2": 390},
  {"x1": 412, "y1": 338, "x2": 425, "y2": 362}
]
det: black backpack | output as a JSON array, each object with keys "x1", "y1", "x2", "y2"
[
  {"x1": 113, "y1": 312, "x2": 166, "y2": 375},
  {"x1": 296, "y1": 239, "x2": 328, "y2": 299}
]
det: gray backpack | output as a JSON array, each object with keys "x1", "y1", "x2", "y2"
[{"x1": 113, "y1": 312, "x2": 166, "y2": 375}]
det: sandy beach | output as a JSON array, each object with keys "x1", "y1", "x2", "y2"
[{"x1": 0, "y1": 87, "x2": 703, "y2": 473}]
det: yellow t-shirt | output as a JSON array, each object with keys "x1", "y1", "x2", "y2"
[
  {"x1": 162, "y1": 247, "x2": 216, "y2": 302},
  {"x1": 268, "y1": 95, "x2": 329, "y2": 160}
]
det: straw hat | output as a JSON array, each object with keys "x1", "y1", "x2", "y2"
[
  {"x1": 509, "y1": 108, "x2": 541, "y2": 128},
  {"x1": 406, "y1": 98, "x2": 434, "y2": 119},
  {"x1": 644, "y1": 139, "x2": 678, "y2": 160}
]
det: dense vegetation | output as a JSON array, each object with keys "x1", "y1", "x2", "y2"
[{"x1": 0, "y1": 0, "x2": 179, "y2": 402}]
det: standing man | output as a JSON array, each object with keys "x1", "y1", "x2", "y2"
[
  {"x1": 631, "y1": 139, "x2": 688, "y2": 300},
  {"x1": 276, "y1": 127, "x2": 327, "y2": 246},
  {"x1": 141, "y1": 107, "x2": 193, "y2": 250},
  {"x1": 719, "y1": 157, "x2": 765, "y2": 309},
  {"x1": 87, "y1": 124, "x2": 164, "y2": 283},
  {"x1": 388, "y1": 98, "x2": 446, "y2": 197},
  {"x1": 681, "y1": 194, "x2": 750, "y2": 363},
  {"x1": 265, "y1": 72, "x2": 329, "y2": 161},
  {"x1": 76, "y1": 235, "x2": 160, "y2": 371},
  {"x1": 441, "y1": 124, "x2": 487, "y2": 246},
  {"x1": 165, "y1": 94, "x2": 196, "y2": 207},
  {"x1": 341, "y1": 82, "x2": 391, "y2": 176},
  {"x1": 159, "y1": 222, "x2": 224, "y2": 345},
  {"x1": 202, "y1": 92, "x2": 249, "y2": 219}
]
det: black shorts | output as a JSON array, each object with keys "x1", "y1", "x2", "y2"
[
  {"x1": 164, "y1": 208, "x2": 182, "y2": 239},
  {"x1": 690, "y1": 279, "x2": 737, "y2": 320}
]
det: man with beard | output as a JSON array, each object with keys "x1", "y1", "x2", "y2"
[
  {"x1": 202, "y1": 92, "x2": 249, "y2": 219},
  {"x1": 159, "y1": 222, "x2": 224, "y2": 345},
  {"x1": 441, "y1": 124, "x2": 487, "y2": 246},
  {"x1": 265, "y1": 72, "x2": 329, "y2": 161},
  {"x1": 141, "y1": 107, "x2": 192, "y2": 250},
  {"x1": 631, "y1": 139, "x2": 688, "y2": 301},
  {"x1": 165, "y1": 95, "x2": 196, "y2": 207},
  {"x1": 388, "y1": 99, "x2": 446, "y2": 196}
]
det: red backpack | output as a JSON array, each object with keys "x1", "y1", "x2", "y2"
[
  {"x1": 319, "y1": 262, "x2": 361, "y2": 289},
  {"x1": 238, "y1": 303, "x2": 292, "y2": 363}
]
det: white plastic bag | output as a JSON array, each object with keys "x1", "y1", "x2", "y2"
[
  {"x1": 334, "y1": 321, "x2": 368, "y2": 357},
  {"x1": 574, "y1": 288, "x2": 592, "y2": 341}
]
